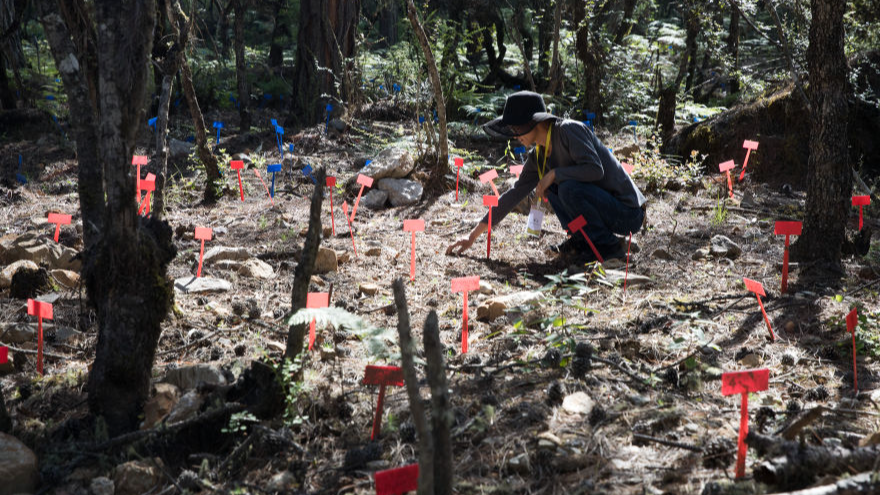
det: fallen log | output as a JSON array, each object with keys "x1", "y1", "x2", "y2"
[{"x1": 746, "y1": 431, "x2": 880, "y2": 490}]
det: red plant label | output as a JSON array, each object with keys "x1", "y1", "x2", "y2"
[
  {"x1": 363, "y1": 365, "x2": 404, "y2": 386},
  {"x1": 743, "y1": 140, "x2": 759, "y2": 150},
  {"x1": 483, "y1": 195, "x2": 498, "y2": 207},
  {"x1": 374, "y1": 464, "x2": 419, "y2": 495},
  {"x1": 132, "y1": 155, "x2": 148, "y2": 165},
  {"x1": 230, "y1": 160, "x2": 244, "y2": 170},
  {"x1": 621, "y1": 162, "x2": 634, "y2": 175},
  {"x1": 454, "y1": 157, "x2": 464, "y2": 167},
  {"x1": 743, "y1": 278, "x2": 765, "y2": 297},
  {"x1": 27, "y1": 299, "x2": 53, "y2": 319},
  {"x1": 403, "y1": 219, "x2": 425, "y2": 232},
  {"x1": 195, "y1": 227, "x2": 212, "y2": 241},
  {"x1": 719, "y1": 160, "x2": 736, "y2": 172},
  {"x1": 852, "y1": 195, "x2": 870, "y2": 206},
  {"x1": 479, "y1": 169, "x2": 498, "y2": 183},
  {"x1": 357, "y1": 174, "x2": 374, "y2": 187},
  {"x1": 48, "y1": 213, "x2": 72, "y2": 243},
  {"x1": 141, "y1": 174, "x2": 156, "y2": 191},
  {"x1": 774, "y1": 221, "x2": 802, "y2": 236},
  {"x1": 307, "y1": 293, "x2": 330, "y2": 309},
  {"x1": 721, "y1": 368, "x2": 769, "y2": 396},
  {"x1": 451, "y1": 276, "x2": 480, "y2": 293},
  {"x1": 326, "y1": 176, "x2": 337, "y2": 187},
  {"x1": 847, "y1": 307, "x2": 858, "y2": 333},
  {"x1": 0, "y1": 346, "x2": 7, "y2": 364}
]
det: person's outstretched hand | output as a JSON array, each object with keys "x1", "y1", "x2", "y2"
[{"x1": 445, "y1": 222, "x2": 488, "y2": 255}]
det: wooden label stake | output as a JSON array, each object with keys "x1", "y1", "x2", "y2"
[
  {"x1": 744, "y1": 278, "x2": 774, "y2": 340},
  {"x1": 194, "y1": 227, "x2": 213, "y2": 278},
  {"x1": 722, "y1": 368, "x2": 770, "y2": 478},
  {"x1": 363, "y1": 365, "x2": 404, "y2": 440},
  {"x1": 403, "y1": 219, "x2": 425, "y2": 281},
  {"x1": 451, "y1": 276, "x2": 480, "y2": 354},
  {"x1": 774, "y1": 221, "x2": 802, "y2": 294},
  {"x1": 739, "y1": 140, "x2": 759, "y2": 181},
  {"x1": 27, "y1": 299, "x2": 54, "y2": 375}
]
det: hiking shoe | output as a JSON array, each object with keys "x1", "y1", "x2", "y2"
[{"x1": 550, "y1": 236, "x2": 586, "y2": 254}]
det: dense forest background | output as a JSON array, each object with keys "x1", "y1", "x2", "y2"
[{"x1": 1, "y1": 0, "x2": 880, "y2": 494}]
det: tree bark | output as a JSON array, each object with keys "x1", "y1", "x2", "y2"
[
  {"x1": 232, "y1": 0, "x2": 251, "y2": 132},
  {"x1": 790, "y1": 0, "x2": 849, "y2": 269},
  {"x1": 289, "y1": 0, "x2": 360, "y2": 126},
  {"x1": 180, "y1": 55, "x2": 223, "y2": 203},
  {"x1": 573, "y1": 0, "x2": 604, "y2": 122},
  {"x1": 536, "y1": 0, "x2": 553, "y2": 81},
  {"x1": 267, "y1": 0, "x2": 285, "y2": 69},
  {"x1": 423, "y1": 310, "x2": 453, "y2": 495},
  {"x1": 37, "y1": 1, "x2": 104, "y2": 251},
  {"x1": 377, "y1": 0, "x2": 398, "y2": 48},
  {"x1": 285, "y1": 168, "x2": 325, "y2": 367},
  {"x1": 726, "y1": 7, "x2": 740, "y2": 93},
  {"x1": 656, "y1": 0, "x2": 698, "y2": 143},
  {"x1": 405, "y1": 0, "x2": 449, "y2": 183},
  {"x1": 546, "y1": 0, "x2": 563, "y2": 94},
  {"x1": 506, "y1": 8, "x2": 535, "y2": 91},
  {"x1": 613, "y1": 0, "x2": 638, "y2": 45}
]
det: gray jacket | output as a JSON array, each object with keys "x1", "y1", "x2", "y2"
[{"x1": 480, "y1": 119, "x2": 646, "y2": 227}]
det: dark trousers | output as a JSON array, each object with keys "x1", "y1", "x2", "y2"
[{"x1": 546, "y1": 181, "x2": 644, "y2": 247}]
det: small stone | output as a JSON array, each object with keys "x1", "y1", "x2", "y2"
[
  {"x1": 0, "y1": 259, "x2": 39, "y2": 288},
  {"x1": 478, "y1": 280, "x2": 495, "y2": 295},
  {"x1": 359, "y1": 283, "x2": 380, "y2": 296},
  {"x1": 315, "y1": 247, "x2": 338, "y2": 274},
  {"x1": 561, "y1": 392, "x2": 594, "y2": 415},
  {"x1": 376, "y1": 178, "x2": 424, "y2": 206},
  {"x1": 784, "y1": 320, "x2": 796, "y2": 332},
  {"x1": 165, "y1": 390, "x2": 204, "y2": 424},
  {"x1": 692, "y1": 248, "x2": 710, "y2": 260},
  {"x1": 266, "y1": 471, "x2": 297, "y2": 492},
  {"x1": 361, "y1": 147, "x2": 415, "y2": 180},
  {"x1": 737, "y1": 353, "x2": 763, "y2": 368},
  {"x1": 113, "y1": 460, "x2": 163, "y2": 495},
  {"x1": 50, "y1": 269, "x2": 80, "y2": 288},
  {"x1": 507, "y1": 453, "x2": 530, "y2": 475},
  {"x1": 710, "y1": 235, "x2": 742, "y2": 259},
  {"x1": 162, "y1": 364, "x2": 227, "y2": 391},
  {"x1": 0, "y1": 432, "x2": 39, "y2": 494},
  {"x1": 361, "y1": 189, "x2": 388, "y2": 210},
  {"x1": 476, "y1": 291, "x2": 543, "y2": 321},
  {"x1": 173, "y1": 276, "x2": 231, "y2": 294},
  {"x1": 602, "y1": 269, "x2": 652, "y2": 287},
  {"x1": 1, "y1": 323, "x2": 36, "y2": 344},
  {"x1": 240, "y1": 259, "x2": 275, "y2": 279},
  {"x1": 202, "y1": 246, "x2": 251, "y2": 265},
  {"x1": 651, "y1": 248, "x2": 674, "y2": 261},
  {"x1": 364, "y1": 246, "x2": 382, "y2": 256},
  {"x1": 89, "y1": 476, "x2": 115, "y2": 495},
  {"x1": 142, "y1": 383, "x2": 180, "y2": 429}
]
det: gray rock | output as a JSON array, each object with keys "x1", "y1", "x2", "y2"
[
  {"x1": 562, "y1": 391, "x2": 594, "y2": 415},
  {"x1": 50, "y1": 269, "x2": 80, "y2": 288},
  {"x1": 203, "y1": 246, "x2": 251, "y2": 265},
  {"x1": 0, "y1": 259, "x2": 39, "y2": 288},
  {"x1": 267, "y1": 471, "x2": 298, "y2": 492},
  {"x1": 376, "y1": 178, "x2": 423, "y2": 206},
  {"x1": 651, "y1": 248, "x2": 674, "y2": 261},
  {"x1": 361, "y1": 147, "x2": 415, "y2": 180},
  {"x1": 361, "y1": 189, "x2": 388, "y2": 210},
  {"x1": 692, "y1": 248, "x2": 710, "y2": 260},
  {"x1": 240, "y1": 259, "x2": 275, "y2": 279},
  {"x1": 710, "y1": 235, "x2": 742, "y2": 259},
  {"x1": 314, "y1": 247, "x2": 338, "y2": 274},
  {"x1": 507, "y1": 453, "x2": 530, "y2": 475},
  {"x1": 0, "y1": 323, "x2": 36, "y2": 345},
  {"x1": 477, "y1": 291, "x2": 544, "y2": 321},
  {"x1": 0, "y1": 233, "x2": 81, "y2": 271},
  {"x1": 165, "y1": 390, "x2": 203, "y2": 425},
  {"x1": 602, "y1": 269, "x2": 652, "y2": 287},
  {"x1": 169, "y1": 139, "x2": 194, "y2": 159},
  {"x1": 173, "y1": 276, "x2": 232, "y2": 294},
  {"x1": 0, "y1": 432, "x2": 39, "y2": 495},
  {"x1": 90, "y1": 476, "x2": 115, "y2": 495},
  {"x1": 163, "y1": 364, "x2": 227, "y2": 391},
  {"x1": 328, "y1": 118, "x2": 348, "y2": 133},
  {"x1": 113, "y1": 460, "x2": 162, "y2": 495}
]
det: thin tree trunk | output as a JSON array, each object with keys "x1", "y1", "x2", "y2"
[
  {"x1": 405, "y1": 0, "x2": 449, "y2": 181},
  {"x1": 656, "y1": 0, "x2": 697, "y2": 143},
  {"x1": 613, "y1": 0, "x2": 638, "y2": 45},
  {"x1": 152, "y1": 73, "x2": 174, "y2": 216},
  {"x1": 232, "y1": 0, "x2": 250, "y2": 132},
  {"x1": 791, "y1": 0, "x2": 848, "y2": 269},
  {"x1": 505, "y1": 9, "x2": 535, "y2": 91},
  {"x1": 267, "y1": 0, "x2": 284, "y2": 69},
  {"x1": 573, "y1": 0, "x2": 603, "y2": 122},
  {"x1": 392, "y1": 279, "x2": 434, "y2": 495},
  {"x1": 423, "y1": 311, "x2": 452, "y2": 495},
  {"x1": 546, "y1": 0, "x2": 563, "y2": 94},
  {"x1": 180, "y1": 56, "x2": 222, "y2": 203},
  {"x1": 285, "y1": 168, "x2": 325, "y2": 367},
  {"x1": 37, "y1": 2, "x2": 104, "y2": 251},
  {"x1": 727, "y1": 8, "x2": 740, "y2": 93}
]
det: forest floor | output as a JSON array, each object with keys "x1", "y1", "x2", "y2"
[{"x1": 1, "y1": 109, "x2": 880, "y2": 495}]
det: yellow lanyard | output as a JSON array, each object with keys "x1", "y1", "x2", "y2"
[{"x1": 536, "y1": 124, "x2": 553, "y2": 180}]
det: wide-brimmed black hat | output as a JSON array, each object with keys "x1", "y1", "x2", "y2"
[{"x1": 483, "y1": 91, "x2": 559, "y2": 138}]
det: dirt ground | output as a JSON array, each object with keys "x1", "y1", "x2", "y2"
[{"x1": 1, "y1": 110, "x2": 879, "y2": 495}]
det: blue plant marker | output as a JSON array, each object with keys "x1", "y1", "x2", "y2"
[
  {"x1": 364, "y1": 159, "x2": 372, "y2": 169},
  {"x1": 433, "y1": 110, "x2": 438, "y2": 123},
  {"x1": 173, "y1": 98, "x2": 181, "y2": 107},
  {"x1": 275, "y1": 125, "x2": 284, "y2": 155},
  {"x1": 289, "y1": 143, "x2": 294, "y2": 153},
  {"x1": 271, "y1": 119, "x2": 278, "y2": 127},
  {"x1": 302, "y1": 164, "x2": 316, "y2": 184},
  {"x1": 693, "y1": 116, "x2": 700, "y2": 123},
  {"x1": 267, "y1": 163, "x2": 282, "y2": 197},
  {"x1": 16, "y1": 155, "x2": 26, "y2": 185},
  {"x1": 148, "y1": 117, "x2": 157, "y2": 131},
  {"x1": 514, "y1": 84, "x2": 521, "y2": 90},
  {"x1": 514, "y1": 146, "x2": 526, "y2": 162},
  {"x1": 584, "y1": 111, "x2": 596, "y2": 130},
  {"x1": 213, "y1": 121, "x2": 224, "y2": 144},
  {"x1": 52, "y1": 115, "x2": 66, "y2": 138},
  {"x1": 185, "y1": 135, "x2": 195, "y2": 142},
  {"x1": 393, "y1": 83, "x2": 401, "y2": 93},
  {"x1": 46, "y1": 95, "x2": 55, "y2": 101},
  {"x1": 628, "y1": 120, "x2": 638, "y2": 141},
  {"x1": 55, "y1": 78, "x2": 61, "y2": 83},
  {"x1": 325, "y1": 103, "x2": 333, "y2": 133},
  {"x1": 418, "y1": 115, "x2": 425, "y2": 124}
]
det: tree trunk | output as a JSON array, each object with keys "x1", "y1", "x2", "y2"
[
  {"x1": 727, "y1": 8, "x2": 740, "y2": 93},
  {"x1": 377, "y1": 0, "x2": 397, "y2": 48},
  {"x1": 0, "y1": 54, "x2": 13, "y2": 108},
  {"x1": 179, "y1": 53, "x2": 222, "y2": 202},
  {"x1": 405, "y1": 0, "x2": 449, "y2": 181},
  {"x1": 285, "y1": 168, "x2": 325, "y2": 367},
  {"x1": 536, "y1": 0, "x2": 553, "y2": 81},
  {"x1": 267, "y1": 0, "x2": 285, "y2": 69},
  {"x1": 656, "y1": 0, "x2": 698, "y2": 143},
  {"x1": 546, "y1": 0, "x2": 563, "y2": 94},
  {"x1": 573, "y1": 0, "x2": 604, "y2": 122},
  {"x1": 290, "y1": 0, "x2": 360, "y2": 126},
  {"x1": 506, "y1": 9, "x2": 535, "y2": 91},
  {"x1": 37, "y1": 1, "x2": 104, "y2": 251},
  {"x1": 232, "y1": 0, "x2": 250, "y2": 132},
  {"x1": 613, "y1": 0, "x2": 638, "y2": 45},
  {"x1": 790, "y1": 0, "x2": 849, "y2": 269}
]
